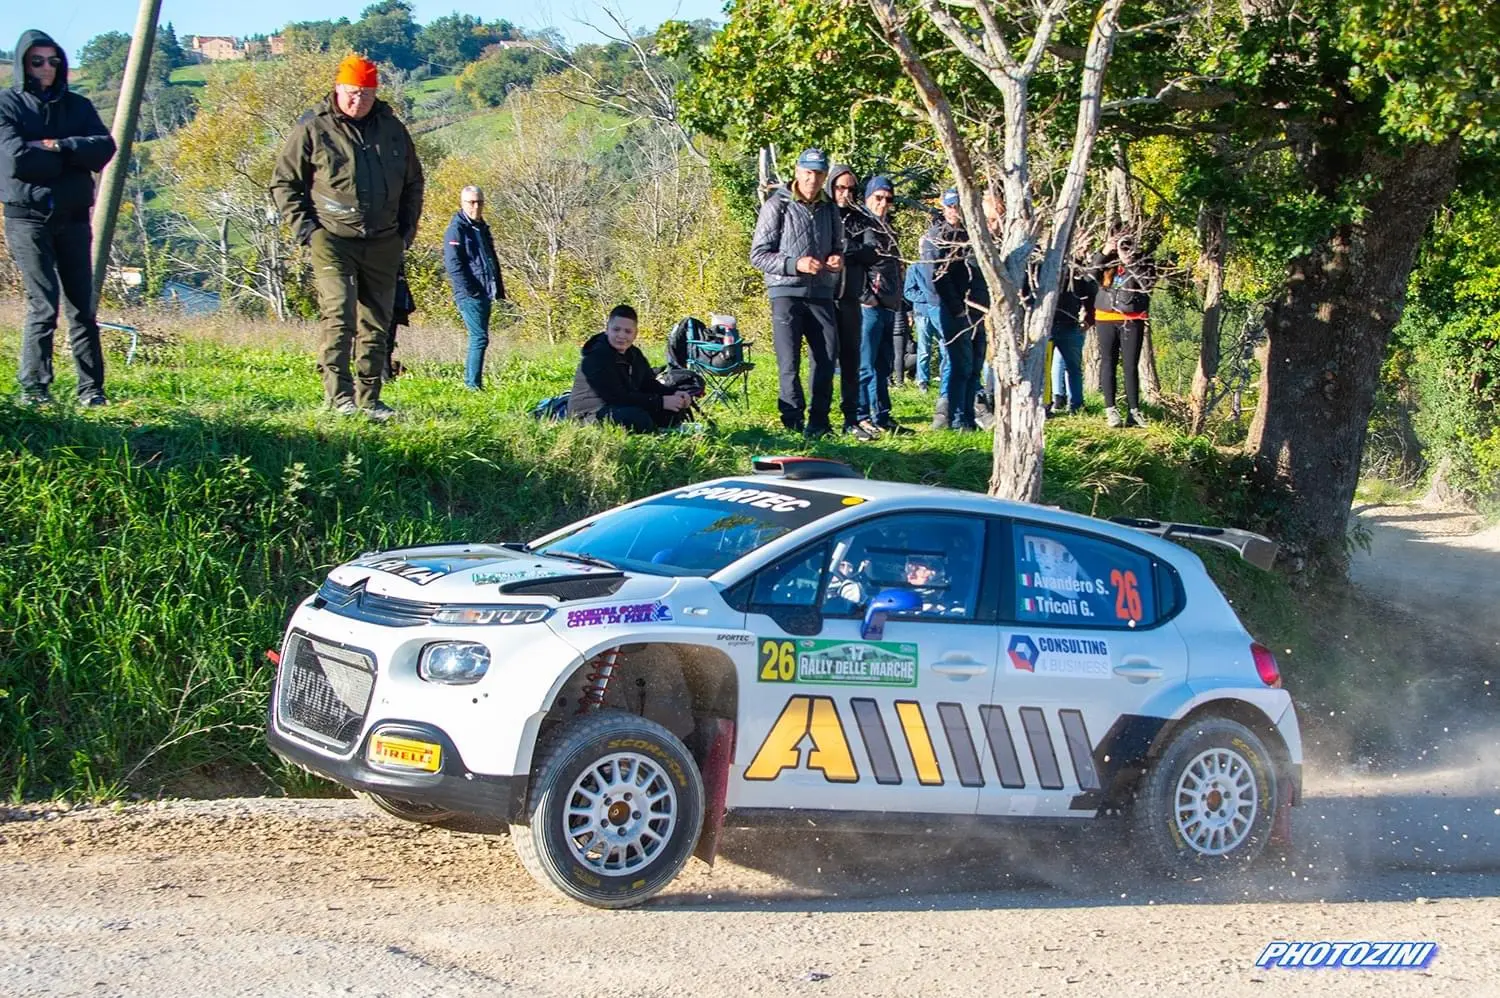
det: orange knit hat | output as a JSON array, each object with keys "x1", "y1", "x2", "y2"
[{"x1": 336, "y1": 55, "x2": 378, "y2": 89}]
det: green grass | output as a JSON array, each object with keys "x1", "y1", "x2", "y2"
[
  {"x1": 0, "y1": 324, "x2": 1441, "y2": 799},
  {"x1": 168, "y1": 65, "x2": 211, "y2": 85},
  {"x1": 411, "y1": 73, "x2": 459, "y2": 95}
]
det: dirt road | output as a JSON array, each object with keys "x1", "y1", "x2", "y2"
[
  {"x1": 4, "y1": 776, "x2": 1500, "y2": 998},
  {"x1": 3, "y1": 504, "x2": 1497, "y2": 998}
]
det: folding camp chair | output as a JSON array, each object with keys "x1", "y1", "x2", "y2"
[{"x1": 686, "y1": 326, "x2": 755, "y2": 409}]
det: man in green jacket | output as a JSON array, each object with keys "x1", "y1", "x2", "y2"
[{"x1": 271, "y1": 55, "x2": 424, "y2": 420}]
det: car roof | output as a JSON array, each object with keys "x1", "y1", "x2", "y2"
[{"x1": 690, "y1": 472, "x2": 1200, "y2": 568}]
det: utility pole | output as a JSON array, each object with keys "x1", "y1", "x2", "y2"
[{"x1": 90, "y1": 0, "x2": 163, "y2": 307}]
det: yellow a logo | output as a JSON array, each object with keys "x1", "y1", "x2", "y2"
[{"x1": 744, "y1": 695, "x2": 858, "y2": 783}]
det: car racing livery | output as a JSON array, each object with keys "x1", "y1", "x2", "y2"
[{"x1": 267, "y1": 456, "x2": 1302, "y2": 907}]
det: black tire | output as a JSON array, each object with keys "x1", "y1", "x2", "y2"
[
  {"x1": 1131, "y1": 716, "x2": 1278, "y2": 876},
  {"x1": 357, "y1": 791, "x2": 460, "y2": 825},
  {"x1": 511, "y1": 711, "x2": 704, "y2": 908}
]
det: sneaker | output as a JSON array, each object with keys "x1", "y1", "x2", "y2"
[
  {"x1": 363, "y1": 401, "x2": 398, "y2": 423},
  {"x1": 952, "y1": 423, "x2": 978, "y2": 434},
  {"x1": 1127, "y1": 408, "x2": 1149, "y2": 428},
  {"x1": 331, "y1": 399, "x2": 359, "y2": 416},
  {"x1": 845, "y1": 423, "x2": 877, "y2": 442},
  {"x1": 858, "y1": 419, "x2": 885, "y2": 437},
  {"x1": 20, "y1": 389, "x2": 52, "y2": 407},
  {"x1": 1105, "y1": 406, "x2": 1123, "y2": 428},
  {"x1": 917, "y1": 382, "x2": 930, "y2": 394},
  {"x1": 80, "y1": 393, "x2": 108, "y2": 408}
]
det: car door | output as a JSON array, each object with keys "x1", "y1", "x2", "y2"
[
  {"x1": 730, "y1": 512, "x2": 997, "y2": 816},
  {"x1": 977, "y1": 518, "x2": 1189, "y2": 819}
]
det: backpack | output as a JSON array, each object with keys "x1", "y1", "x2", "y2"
[
  {"x1": 665, "y1": 316, "x2": 708, "y2": 370},
  {"x1": 530, "y1": 391, "x2": 571, "y2": 421},
  {"x1": 658, "y1": 368, "x2": 707, "y2": 398}
]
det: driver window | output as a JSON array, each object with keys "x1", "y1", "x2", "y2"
[
  {"x1": 821, "y1": 515, "x2": 985, "y2": 620},
  {"x1": 749, "y1": 545, "x2": 827, "y2": 608}
]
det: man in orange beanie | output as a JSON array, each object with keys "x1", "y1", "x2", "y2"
[{"x1": 271, "y1": 54, "x2": 424, "y2": 421}]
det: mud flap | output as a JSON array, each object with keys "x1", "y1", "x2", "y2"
[
  {"x1": 693, "y1": 718, "x2": 735, "y2": 866},
  {"x1": 1269, "y1": 775, "x2": 1294, "y2": 848}
]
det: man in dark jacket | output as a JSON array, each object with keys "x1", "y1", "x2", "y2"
[
  {"x1": 569, "y1": 304, "x2": 694, "y2": 433},
  {"x1": 271, "y1": 55, "x2": 424, "y2": 421},
  {"x1": 913, "y1": 189, "x2": 981, "y2": 430},
  {"x1": 826, "y1": 163, "x2": 873, "y2": 440},
  {"x1": 1, "y1": 30, "x2": 116, "y2": 406},
  {"x1": 852, "y1": 175, "x2": 907, "y2": 434},
  {"x1": 750, "y1": 147, "x2": 844, "y2": 437},
  {"x1": 443, "y1": 184, "x2": 505, "y2": 389},
  {"x1": 1048, "y1": 260, "x2": 1095, "y2": 416}
]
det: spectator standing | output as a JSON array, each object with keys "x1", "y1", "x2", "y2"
[
  {"x1": 569, "y1": 304, "x2": 693, "y2": 433},
  {"x1": 750, "y1": 147, "x2": 844, "y2": 437},
  {"x1": 1047, "y1": 260, "x2": 1094, "y2": 416},
  {"x1": 902, "y1": 256, "x2": 935, "y2": 392},
  {"x1": 1090, "y1": 232, "x2": 1153, "y2": 427},
  {"x1": 443, "y1": 184, "x2": 505, "y2": 390},
  {"x1": 383, "y1": 263, "x2": 414, "y2": 381},
  {"x1": 913, "y1": 189, "x2": 981, "y2": 431},
  {"x1": 0, "y1": 29, "x2": 116, "y2": 406},
  {"x1": 853, "y1": 175, "x2": 907, "y2": 434},
  {"x1": 271, "y1": 55, "x2": 424, "y2": 421},
  {"x1": 826, "y1": 163, "x2": 873, "y2": 440}
]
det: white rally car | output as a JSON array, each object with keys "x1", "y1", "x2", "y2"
[{"x1": 267, "y1": 456, "x2": 1301, "y2": 908}]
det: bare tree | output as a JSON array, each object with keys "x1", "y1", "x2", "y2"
[
  {"x1": 531, "y1": 4, "x2": 708, "y2": 164},
  {"x1": 867, "y1": 0, "x2": 1128, "y2": 501}
]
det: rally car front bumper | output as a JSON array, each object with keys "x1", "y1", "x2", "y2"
[{"x1": 268, "y1": 715, "x2": 529, "y2": 822}]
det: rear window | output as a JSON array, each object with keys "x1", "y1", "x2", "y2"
[
  {"x1": 532, "y1": 481, "x2": 863, "y2": 577},
  {"x1": 1011, "y1": 523, "x2": 1159, "y2": 629}
]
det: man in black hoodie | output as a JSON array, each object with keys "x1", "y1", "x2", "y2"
[
  {"x1": 0, "y1": 29, "x2": 116, "y2": 406},
  {"x1": 826, "y1": 163, "x2": 874, "y2": 440},
  {"x1": 569, "y1": 304, "x2": 694, "y2": 433}
]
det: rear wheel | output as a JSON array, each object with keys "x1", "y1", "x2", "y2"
[
  {"x1": 511, "y1": 711, "x2": 704, "y2": 908},
  {"x1": 1131, "y1": 717, "x2": 1277, "y2": 875},
  {"x1": 358, "y1": 791, "x2": 459, "y2": 825}
]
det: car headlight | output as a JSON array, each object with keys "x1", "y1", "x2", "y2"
[
  {"x1": 418, "y1": 642, "x2": 492, "y2": 684},
  {"x1": 431, "y1": 605, "x2": 552, "y2": 625}
]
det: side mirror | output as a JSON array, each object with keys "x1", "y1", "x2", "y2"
[{"x1": 861, "y1": 588, "x2": 922, "y2": 640}]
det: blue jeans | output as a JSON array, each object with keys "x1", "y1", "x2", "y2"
[
  {"x1": 858, "y1": 306, "x2": 895, "y2": 424},
  {"x1": 927, "y1": 304, "x2": 979, "y2": 428},
  {"x1": 1050, "y1": 327, "x2": 1085, "y2": 409},
  {"x1": 458, "y1": 297, "x2": 492, "y2": 388},
  {"x1": 912, "y1": 309, "x2": 936, "y2": 388}
]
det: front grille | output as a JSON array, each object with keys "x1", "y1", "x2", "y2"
[
  {"x1": 276, "y1": 631, "x2": 376, "y2": 751},
  {"x1": 315, "y1": 578, "x2": 441, "y2": 627}
]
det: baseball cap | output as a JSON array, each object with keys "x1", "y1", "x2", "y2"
[
  {"x1": 796, "y1": 148, "x2": 830, "y2": 172},
  {"x1": 941, "y1": 188, "x2": 960, "y2": 207},
  {"x1": 865, "y1": 175, "x2": 894, "y2": 197}
]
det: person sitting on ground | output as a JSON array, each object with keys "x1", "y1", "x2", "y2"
[{"x1": 569, "y1": 304, "x2": 694, "y2": 433}]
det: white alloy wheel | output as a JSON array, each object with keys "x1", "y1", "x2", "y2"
[
  {"x1": 563, "y1": 751, "x2": 679, "y2": 876},
  {"x1": 1172, "y1": 746, "x2": 1259, "y2": 856}
]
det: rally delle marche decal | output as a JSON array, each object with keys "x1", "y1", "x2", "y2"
[{"x1": 757, "y1": 638, "x2": 918, "y2": 688}]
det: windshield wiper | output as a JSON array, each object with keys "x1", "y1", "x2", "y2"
[{"x1": 539, "y1": 549, "x2": 620, "y2": 571}]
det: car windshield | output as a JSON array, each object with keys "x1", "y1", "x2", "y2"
[{"x1": 530, "y1": 480, "x2": 862, "y2": 577}]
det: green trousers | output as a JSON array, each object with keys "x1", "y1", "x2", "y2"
[{"x1": 310, "y1": 229, "x2": 404, "y2": 406}]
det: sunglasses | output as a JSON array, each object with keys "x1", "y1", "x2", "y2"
[
  {"x1": 869, "y1": 192, "x2": 893, "y2": 200},
  {"x1": 28, "y1": 55, "x2": 63, "y2": 68},
  {"x1": 835, "y1": 184, "x2": 858, "y2": 192}
]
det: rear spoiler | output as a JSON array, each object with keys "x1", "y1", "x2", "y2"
[{"x1": 1110, "y1": 517, "x2": 1279, "y2": 571}]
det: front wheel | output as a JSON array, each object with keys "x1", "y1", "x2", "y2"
[
  {"x1": 511, "y1": 711, "x2": 704, "y2": 908},
  {"x1": 1131, "y1": 716, "x2": 1278, "y2": 875},
  {"x1": 357, "y1": 791, "x2": 459, "y2": 825}
]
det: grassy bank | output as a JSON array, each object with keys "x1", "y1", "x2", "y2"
[{"x1": 0, "y1": 320, "x2": 1439, "y2": 799}]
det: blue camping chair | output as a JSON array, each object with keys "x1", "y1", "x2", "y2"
[{"x1": 686, "y1": 325, "x2": 755, "y2": 408}]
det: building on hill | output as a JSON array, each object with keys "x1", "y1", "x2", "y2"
[{"x1": 189, "y1": 35, "x2": 245, "y2": 61}]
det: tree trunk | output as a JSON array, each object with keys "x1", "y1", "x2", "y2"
[
  {"x1": 1189, "y1": 205, "x2": 1227, "y2": 434},
  {"x1": 1138, "y1": 323, "x2": 1162, "y2": 404},
  {"x1": 1247, "y1": 138, "x2": 1461, "y2": 566},
  {"x1": 1083, "y1": 329, "x2": 1100, "y2": 394},
  {"x1": 989, "y1": 314, "x2": 1048, "y2": 502}
]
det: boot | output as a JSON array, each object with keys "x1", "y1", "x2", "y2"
[{"x1": 931, "y1": 397, "x2": 950, "y2": 430}]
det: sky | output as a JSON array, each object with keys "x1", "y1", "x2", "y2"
[{"x1": 3, "y1": 0, "x2": 727, "y2": 62}]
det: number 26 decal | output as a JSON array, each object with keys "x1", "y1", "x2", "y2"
[
  {"x1": 1111, "y1": 569, "x2": 1143, "y2": 622},
  {"x1": 759, "y1": 639, "x2": 797, "y2": 682}
]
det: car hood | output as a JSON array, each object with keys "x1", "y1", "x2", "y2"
[{"x1": 324, "y1": 543, "x2": 669, "y2": 603}]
